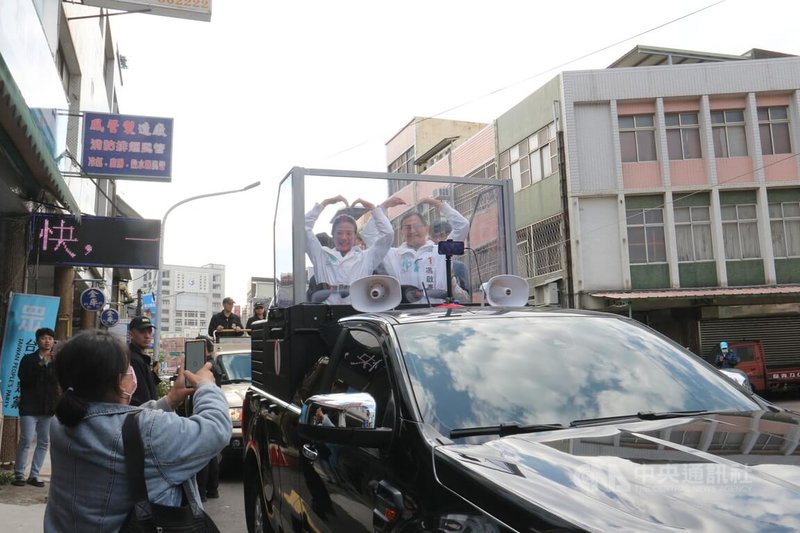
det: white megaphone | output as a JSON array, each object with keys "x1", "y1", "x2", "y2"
[
  {"x1": 350, "y1": 275, "x2": 402, "y2": 313},
  {"x1": 481, "y1": 275, "x2": 529, "y2": 307}
]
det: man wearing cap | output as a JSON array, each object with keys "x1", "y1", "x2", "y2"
[
  {"x1": 128, "y1": 316, "x2": 160, "y2": 406},
  {"x1": 246, "y1": 302, "x2": 266, "y2": 330},
  {"x1": 714, "y1": 341, "x2": 739, "y2": 369},
  {"x1": 208, "y1": 297, "x2": 244, "y2": 339}
]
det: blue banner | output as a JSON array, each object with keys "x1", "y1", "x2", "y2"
[
  {"x1": 81, "y1": 111, "x2": 173, "y2": 181},
  {"x1": 0, "y1": 293, "x2": 60, "y2": 416}
]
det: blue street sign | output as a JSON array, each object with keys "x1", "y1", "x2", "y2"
[
  {"x1": 80, "y1": 287, "x2": 105, "y2": 311},
  {"x1": 99, "y1": 308, "x2": 120, "y2": 328}
]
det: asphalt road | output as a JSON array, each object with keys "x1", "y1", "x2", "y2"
[{"x1": 204, "y1": 460, "x2": 246, "y2": 532}]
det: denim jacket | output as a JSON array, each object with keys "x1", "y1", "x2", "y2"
[{"x1": 44, "y1": 382, "x2": 231, "y2": 532}]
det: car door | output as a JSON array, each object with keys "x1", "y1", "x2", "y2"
[{"x1": 296, "y1": 326, "x2": 397, "y2": 532}]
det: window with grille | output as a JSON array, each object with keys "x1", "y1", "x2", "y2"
[
  {"x1": 758, "y1": 106, "x2": 791, "y2": 155},
  {"x1": 388, "y1": 147, "x2": 415, "y2": 194},
  {"x1": 674, "y1": 206, "x2": 713, "y2": 262},
  {"x1": 769, "y1": 202, "x2": 800, "y2": 258},
  {"x1": 619, "y1": 115, "x2": 657, "y2": 163},
  {"x1": 453, "y1": 184, "x2": 497, "y2": 217},
  {"x1": 666, "y1": 112, "x2": 701, "y2": 160},
  {"x1": 711, "y1": 109, "x2": 747, "y2": 157},
  {"x1": 721, "y1": 204, "x2": 760, "y2": 259},
  {"x1": 517, "y1": 214, "x2": 564, "y2": 277},
  {"x1": 626, "y1": 208, "x2": 666, "y2": 263}
]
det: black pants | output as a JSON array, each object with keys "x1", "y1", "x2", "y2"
[{"x1": 197, "y1": 455, "x2": 219, "y2": 495}]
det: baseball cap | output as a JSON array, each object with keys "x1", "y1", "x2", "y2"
[
  {"x1": 254, "y1": 302, "x2": 265, "y2": 309},
  {"x1": 720, "y1": 341, "x2": 729, "y2": 350},
  {"x1": 129, "y1": 316, "x2": 156, "y2": 330}
]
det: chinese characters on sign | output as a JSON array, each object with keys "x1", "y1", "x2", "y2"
[
  {"x1": 80, "y1": 288, "x2": 106, "y2": 312},
  {"x1": 31, "y1": 214, "x2": 160, "y2": 269},
  {"x1": 81, "y1": 111, "x2": 174, "y2": 181},
  {"x1": 100, "y1": 308, "x2": 120, "y2": 328}
]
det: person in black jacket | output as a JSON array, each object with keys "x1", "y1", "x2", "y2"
[
  {"x1": 207, "y1": 297, "x2": 243, "y2": 339},
  {"x1": 245, "y1": 302, "x2": 266, "y2": 330},
  {"x1": 127, "y1": 316, "x2": 160, "y2": 406},
  {"x1": 13, "y1": 327, "x2": 59, "y2": 487}
]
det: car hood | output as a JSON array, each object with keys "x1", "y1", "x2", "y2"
[
  {"x1": 220, "y1": 382, "x2": 250, "y2": 408},
  {"x1": 434, "y1": 410, "x2": 800, "y2": 532}
]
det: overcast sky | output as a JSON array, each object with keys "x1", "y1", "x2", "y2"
[{"x1": 111, "y1": 0, "x2": 799, "y2": 307}]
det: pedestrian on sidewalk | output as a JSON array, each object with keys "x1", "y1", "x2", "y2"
[
  {"x1": 44, "y1": 330, "x2": 230, "y2": 532},
  {"x1": 13, "y1": 327, "x2": 59, "y2": 488}
]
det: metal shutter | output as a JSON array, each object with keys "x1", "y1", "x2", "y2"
[{"x1": 699, "y1": 316, "x2": 800, "y2": 369}]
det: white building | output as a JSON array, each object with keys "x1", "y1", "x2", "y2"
[{"x1": 131, "y1": 263, "x2": 225, "y2": 338}]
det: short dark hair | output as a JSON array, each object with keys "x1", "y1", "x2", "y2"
[
  {"x1": 400, "y1": 210, "x2": 425, "y2": 228},
  {"x1": 432, "y1": 220, "x2": 452, "y2": 236},
  {"x1": 54, "y1": 330, "x2": 130, "y2": 427},
  {"x1": 331, "y1": 214, "x2": 357, "y2": 234},
  {"x1": 223, "y1": 297, "x2": 235, "y2": 305},
  {"x1": 35, "y1": 327, "x2": 55, "y2": 340}
]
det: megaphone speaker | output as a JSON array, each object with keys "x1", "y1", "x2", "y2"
[
  {"x1": 351, "y1": 275, "x2": 402, "y2": 312},
  {"x1": 481, "y1": 275, "x2": 529, "y2": 307}
]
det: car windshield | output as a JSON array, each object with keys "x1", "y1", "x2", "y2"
[
  {"x1": 215, "y1": 352, "x2": 252, "y2": 382},
  {"x1": 395, "y1": 313, "x2": 760, "y2": 439}
]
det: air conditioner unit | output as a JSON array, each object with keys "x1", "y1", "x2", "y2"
[{"x1": 543, "y1": 281, "x2": 560, "y2": 305}]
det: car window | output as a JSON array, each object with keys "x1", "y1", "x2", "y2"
[
  {"x1": 395, "y1": 315, "x2": 760, "y2": 438},
  {"x1": 216, "y1": 352, "x2": 252, "y2": 381}
]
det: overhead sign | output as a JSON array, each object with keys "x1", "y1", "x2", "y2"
[
  {"x1": 0, "y1": 293, "x2": 60, "y2": 416},
  {"x1": 30, "y1": 214, "x2": 160, "y2": 268},
  {"x1": 100, "y1": 308, "x2": 120, "y2": 328},
  {"x1": 79, "y1": 0, "x2": 211, "y2": 22},
  {"x1": 81, "y1": 111, "x2": 174, "y2": 181},
  {"x1": 80, "y1": 287, "x2": 106, "y2": 311}
]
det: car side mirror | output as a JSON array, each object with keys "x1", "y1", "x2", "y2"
[{"x1": 297, "y1": 392, "x2": 392, "y2": 448}]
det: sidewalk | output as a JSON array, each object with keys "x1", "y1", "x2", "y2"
[{"x1": 0, "y1": 448, "x2": 50, "y2": 529}]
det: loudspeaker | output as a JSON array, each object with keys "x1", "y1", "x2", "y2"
[
  {"x1": 350, "y1": 276, "x2": 402, "y2": 312},
  {"x1": 481, "y1": 275, "x2": 529, "y2": 307}
]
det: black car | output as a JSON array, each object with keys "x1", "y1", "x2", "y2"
[{"x1": 243, "y1": 306, "x2": 800, "y2": 532}]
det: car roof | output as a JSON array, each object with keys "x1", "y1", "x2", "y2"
[{"x1": 341, "y1": 305, "x2": 622, "y2": 326}]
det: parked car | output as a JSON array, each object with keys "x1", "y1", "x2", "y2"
[{"x1": 211, "y1": 348, "x2": 251, "y2": 458}]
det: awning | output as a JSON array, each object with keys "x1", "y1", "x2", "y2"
[
  {"x1": 590, "y1": 286, "x2": 800, "y2": 300},
  {"x1": 0, "y1": 53, "x2": 80, "y2": 215}
]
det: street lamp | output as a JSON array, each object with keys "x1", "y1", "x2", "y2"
[{"x1": 152, "y1": 181, "x2": 261, "y2": 359}]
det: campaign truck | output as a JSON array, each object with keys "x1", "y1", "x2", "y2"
[{"x1": 242, "y1": 168, "x2": 800, "y2": 533}]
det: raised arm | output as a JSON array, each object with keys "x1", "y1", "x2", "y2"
[
  {"x1": 305, "y1": 196, "x2": 348, "y2": 265},
  {"x1": 360, "y1": 196, "x2": 406, "y2": 248},
  {"x1": 419, "y1": 197, "x2": 469, "y2": 241},
  {"x1": 352, "y1": 198, "x2": 395, "y2": 272}
]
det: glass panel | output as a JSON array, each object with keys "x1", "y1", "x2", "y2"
[
  {"x1": 785, "y1": 219, "x2": 800, "y2": 256},
  {"x1": 500, "y1": 166, "x2": 510, "y2": 181},
  {"x1": 770, "y1": 106, "x2": 788, "y2": 120},
  {"x1": 773, "y1": 123, "x2": 791, "y2": 154},
  {"x1": 499, "y1": 150, "x2": 510, "y2": 168},
  {"x1": 691, "y1": 206, "x2": 710, "y2": 221},
  {"x1": 728, "y1": 126, "x2": 747, "y2": 156},
  {"x1": 511, "y1": 160, "x2": 521, "y2": 191},
  {"x1": 680, "y1": 113, "x2": 699, "y2": 125},
  {"x1": 275, "y1": 175, "x2": 294, "y2": 306},
  {"x1": 757, "y1": 108, "x2": 770, "y2": 121},
  {"x1": 738, "y1": 205, "x2": 757, "y2": 219},
  {"x1": 665, "y1": 113, "x2": 680, "y2": 127},
  {"x1": 784, "y1": 202, "x2": 800, "y2": 217},
  {"x1": 646, "y1": 226, "x2": 667, "y2": 262},
  {"x1": 710, "y1": 111, "x2": 724, "y2": 124},
  {"x1": 768, "y1": 203, "x2": 783, "y2": 218},
  {"x1": 693, "y1": 224, "x2": 714, "y2": 261},
  {"x1": 618, "y1": 116, "x2": 635, "y2": 129},
  {"x1": 520, "y1": 169, "x2": 531, "y2": 188},
  {"x1": 720, "y1": 205, "x2": 737, "y2": 221},
  {"x1": 620, "y1": 131, "x2": 637, "y2": 163},
  {"x1": 510, "y1": 144, "x2": 519, "y2": 161},
  {"x1": 637, "y1": 130, "x2": 657, "y2": 161},
  {"x1": 739, "y1": 221, "x2": 761, "y2": 258},
  {"x1": 528, "y1": 133, "x2": 539, "y2": 151},
  {"x1": 722, "y1": 222, "x2": 741, "y2": 259},
  {"x1": 667, "y1": 129, "x2": 683, "y2": 160},
  {"x1": 726, "y1": 110, "x2": 745, "y2": 123},
  {"x1": 771, "y1": 220, "x2": 787, "y2": 257},
  {"x1": 627, "y1": 226, "x2": 647, "y2": 263},
  {"x1": 635, "y1": 115, "x2": 654, "y2": 128},
  {"x1": 626, "y1": 209, "x2": 644, "y2": 225},
  {"x1": 712, "y1": 127, "x2": 728, "y2": 158},
  {"x1": 645, "y1": 208, "x2": 663, "y2": 224},
  {"x1": 675, "y1": 225, "x2": 694, "y2": 261},
  {"x1": 683, "y1": 129, "x2": 702, "y2": 159},
  {"x1": 517, "y1": 139, "x2": 528, "y2": 155},
  {"x1": 541, "y1": 144, "x2": 552, "y2": 176},
  {"x1": 531, "y1": 150, "x2": 543, "y2": 184},
  {"x1": 673, "y1": 207, "x2": 690, "y2": 223}
]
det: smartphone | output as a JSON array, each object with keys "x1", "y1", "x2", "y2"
[
  {"x1": 437, "y1": 239, "x2": 465, "y2": 256},
  {"x1": 184, "y1": 340, "x2": 207, "y2": 388}
]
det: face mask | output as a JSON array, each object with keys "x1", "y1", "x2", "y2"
[{"x1": 122, "y1": 366, "x2": 137, "y2": 400}]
